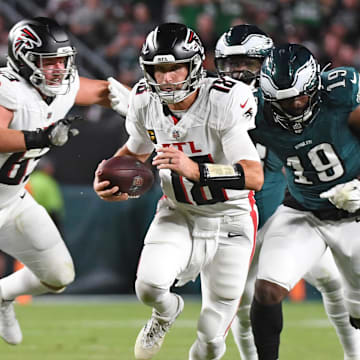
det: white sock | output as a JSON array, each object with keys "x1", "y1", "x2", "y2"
[
  {"x1": 321, "y1": 283, "x2": 360, "y2": 358},
  {"x1": 0, "y1": 267, "x2": 49, "y2": 301},
  {"x1": 231, "y1": 304, "x2": 258, "y2": 360}
]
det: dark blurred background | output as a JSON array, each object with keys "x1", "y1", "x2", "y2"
[{"x1": 0, "y1": 0, "x2": 358, "y2": 298}]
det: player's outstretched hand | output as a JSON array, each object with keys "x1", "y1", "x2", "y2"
[
  {"x1": 45, "y1": 115, "x2": 82, "y2": 146},
  {"x1": 320, "y1": 179, "x2": 360, "y2": 213},
  {"x1": 107, "y1": 77, "x2": 131, "y2": 117},
  {"x1": 93, "y1": 160, "x2": 129, "y2": 202},
  {"x1": 23, "y1": 115, "x2": 82, "y2": 150}
]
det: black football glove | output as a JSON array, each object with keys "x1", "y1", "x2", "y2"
[{"x1": 22, "y1": 115, "x2": 82, "y2": 149}]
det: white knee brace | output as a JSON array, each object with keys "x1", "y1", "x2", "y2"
[
  {"x1": 42, "y1": 261, "x2": 75, "y2": 290},
  {"x1": 135, "y1": 279, "x2": 180, "y2": 317},
  {"x1": 135, "y1": 279, "x2": 168, "y2": 305}
]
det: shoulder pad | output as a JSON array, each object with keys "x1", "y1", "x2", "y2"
[
  {"x1": 206, "y1": 77, "x2": 256, "y2": 130},
  {"x1": 131, "y1": 79, "x2": 150, "y2": 107},
  {"x1": 208, "y1": 76, "x2": 249, "y2": 105},
  {"x1": 0, "y1": 69, "x2": 21, "y2": 83},
  {"x1": 0, "y1": 68, "x2": 23, "y2": 110}
]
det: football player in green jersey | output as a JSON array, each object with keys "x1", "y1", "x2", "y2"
[
  {"x1": 215, "y1": 25, "x2": 360, "y2": 360},
  {"x1": 250, "y1": 43, "x2": 360, "y2": 360}
]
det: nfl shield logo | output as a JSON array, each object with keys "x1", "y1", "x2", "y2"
[{"x1": 172, "y1": 129, "x2": 180, "y2": 139}]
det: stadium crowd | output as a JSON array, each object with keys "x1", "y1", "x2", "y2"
[
  {"x1": 0, "y1": 0, "x2": 357, "y2": 130},
  {"x1": 1, "y1": 0, "x2": 359, "y2": 87}
]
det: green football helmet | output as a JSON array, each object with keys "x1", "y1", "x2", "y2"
[
  {"x1": 260, "y1": 43, "x2": 321, "y2": 134},
  {"x1": 215, "y1": 24, "x2": 273, "y2": 84}
]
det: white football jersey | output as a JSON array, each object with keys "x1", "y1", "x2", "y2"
[
  {"x1": 126, "y1": 77, "x2": 260, "y2": 216},
  {"x1": 0, "y1": 67, "x2": 80, "y2": 207}
]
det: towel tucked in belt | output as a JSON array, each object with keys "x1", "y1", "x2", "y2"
[{"x1": 176, "y1": 215, "x2": 221, "y2": 287}]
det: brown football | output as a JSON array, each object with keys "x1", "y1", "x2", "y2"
[{"x1": 98, "y1": 155, "x2": 154, "y2": 197}]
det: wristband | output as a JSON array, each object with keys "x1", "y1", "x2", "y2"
[
  {"x1": 198, "y1": 163, "x2": 245, "y2": 190},
  {"x1": 22, "y1": 130, "x2": 50, "y2": 150}
]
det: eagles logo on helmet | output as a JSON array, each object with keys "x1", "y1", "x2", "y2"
[
  {"x1": 260, "y1": 43, "x2": 321, "y2": 134},
  {"x1": 215, "y1": 24, "x2": 273, "y2": 85}
]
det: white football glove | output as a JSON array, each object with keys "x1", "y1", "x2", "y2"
[
  {"x1": 47, "y1": 116, "x2": 81, "y2": 146},
  {"x1": 320, "y1": 179, "x2": 360, "y2": 213},
  {"x1": 107, "y1": 77, "x2": 131, "y2": 117},
  {"x1": 23, "y1": 115, "x2": 82, "y2": 149}
]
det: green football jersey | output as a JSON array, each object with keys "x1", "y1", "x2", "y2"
[
  {"x1": 250, "y1": 138, "x2": 286, "y2": 229},
  {"x1": 252, "y1": 67, "x2": 360, "y2": 211}
]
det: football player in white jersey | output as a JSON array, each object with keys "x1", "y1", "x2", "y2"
[
  {"x1": 0, "y1": 17, "x2": 124, "y2": 345},
  {"x1": 215, "y1": 25, "x2": 360, "y2": 360},
  {"x1": 93, "y1": 23, "x2": 263, "y2": 360},
  {"x1": 105, "y1": 24, "x2": 360, "y2": 359}
]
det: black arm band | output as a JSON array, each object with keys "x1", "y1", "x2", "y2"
[
  {"x1": 198, "y1": 163, "x2": 245, "y2": 190},
  {"x1": 22, "y1": 130, "x2": 50, "y2": 150}
]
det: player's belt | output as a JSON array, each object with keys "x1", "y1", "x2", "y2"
[
  {"x1": 312, "y1": 207, "x2": 360, "y2": 221},
  {"x1": 283, "y1": 192, "x2": 360, "y2": 221}
]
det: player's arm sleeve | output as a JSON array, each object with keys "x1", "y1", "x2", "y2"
[
  {"x1": 227, "y1": 83, "x2": 258, "y2": 131},
  {"x1": 124, "y1": 88, "x2": 154, "y2": 155},
  {"x1": 222, "y1": 127, "x2": 260, "y2": 163},
  {"x1": 221, "y1": 84, "x2": 260, "y2": 163}
]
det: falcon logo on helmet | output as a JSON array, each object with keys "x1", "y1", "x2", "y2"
[
  {"x1": 139, "y1": 23, "x2": 205, "y2": 104},
  {"x1": 185, "y1": 30, "x2": 203, "y2": 54},
  {"x1": 7, "y1": 17, "x2": 77, "y2": 97},
  {"x1": 13, "y1": 26, "x2": 42, "y2": 58}
]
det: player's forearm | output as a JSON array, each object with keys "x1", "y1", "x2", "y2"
[
  {"x1": 0, "y1": 128, "x2": 27, "y2": 152},
  {"x1": 197, "y1": 160, "x2": 264, "y2": 191},
  {"x1": 76, "y1": 77, "x2": 111, "y2": 107},
  {"x1": 239, "y1": 159, "x2": 264, "y2": 191}
]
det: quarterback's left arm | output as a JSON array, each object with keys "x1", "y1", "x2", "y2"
[
  {"x1": 153, "y1": 136, "x2": 264, "y2": 191},
  {"x1": 238, "y1": 158, "x2": 264, "y2": 191},
  {"x1": 75, "y1": 77, "x2": 111, "y2": 107}
]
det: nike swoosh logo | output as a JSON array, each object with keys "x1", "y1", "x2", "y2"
[
  {"x1": 20, "y1": 192, "x2": 26, "y2": 199},
  {"x1": 240, "y1": 99, "x2": 248, "y2": 108},
  {"x1": 350, "y1": 73, "x2": 357, "y2": 84},
  {"x1": 228, "y1": 232, "x2": 242, "y2": 238}
]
